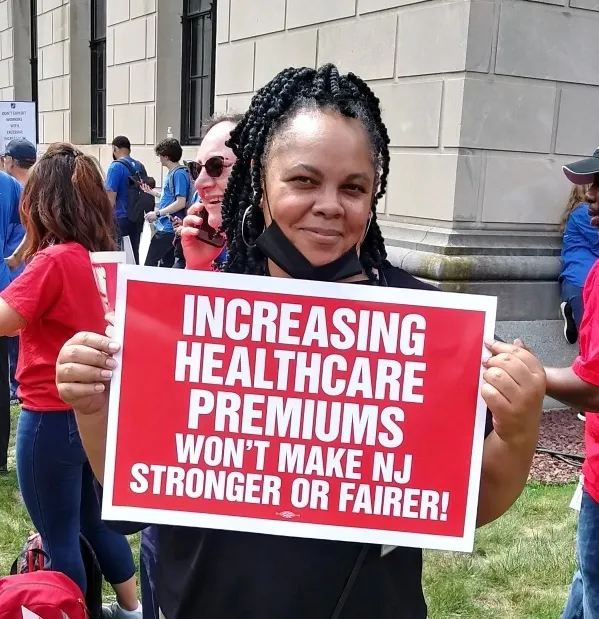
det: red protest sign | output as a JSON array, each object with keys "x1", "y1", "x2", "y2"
[
  {"x1": 90, "y1": 252, "x2": 127, "y2": 314},
  {"x1": 103, "y1": 267, "x2": 496, "y2": 552}
]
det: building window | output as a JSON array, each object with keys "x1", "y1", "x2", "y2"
[
  {"x1": 181, "y1": 0, "x2": 217, "y2": 145},
  {"x1": 91, "y1": 0, "x2": 107, "y2": 144}
]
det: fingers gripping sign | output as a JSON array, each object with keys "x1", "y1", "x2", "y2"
[
  {"x1": 56, "y1": 331, "x2": 121, "y2": 416},
  {"x1": 481, "y1": 340, "x2": 546, "y2": 444}
]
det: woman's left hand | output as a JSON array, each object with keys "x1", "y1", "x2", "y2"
[{"x1": 482, "y1": 340, "x2": 546, "y2": 445}]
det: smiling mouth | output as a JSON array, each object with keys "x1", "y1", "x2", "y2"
[
  {"x1": 302, "y1": 227, "x2": 342, "y2": 238},
  {"x1": 204, "y1": 197, "x2": 222, "y2": 206}
]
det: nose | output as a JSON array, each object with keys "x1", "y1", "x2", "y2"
[
  {"x1": 312, "y1": 187, "x2": 344, "y2": 218},
  {"x1": 195, "y1": 165, "x2": 216, "y2": 191},
  {"x1": 586, "y1": 178, "x2": 599, "y2": 204}
]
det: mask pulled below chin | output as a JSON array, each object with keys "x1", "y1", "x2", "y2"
[{"x1": 255, "y1": 221, "x2": 363, "y2": 282}]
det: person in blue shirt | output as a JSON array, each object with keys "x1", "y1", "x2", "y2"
[
  {"x1": 0, "y1": 170, "x2": 22, "y2": 473},
  {"x1": 105, "y1": 136, "x2": 147, "y2": 264},
  {"x1": 2, "y1": 138, "x2": 32, "y2": 404},
  {"x1": 143, "y1": 138, "x2": 190, "y2": 267},
  {"x1": 559, "y1": 184, "x2": 598, "y2": 345}
]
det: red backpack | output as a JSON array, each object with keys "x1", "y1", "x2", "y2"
[{"x1": 0, "y1": 570, "x2": 88, "y2": 619}]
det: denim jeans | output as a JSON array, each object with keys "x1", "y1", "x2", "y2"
[
  {"x1": 140, "y1": 526, "x2": 160, "y2": 619},
  {"x1": 561, "y1": 279, "x2": 584, "y2": 329},
  {"x1": 8, "y1": 335, "x2": 18, "y2": 399},
  {"x1": 16, "y1": 409, "x2": 136, "y2": 593},
  {"x1": 562, "y1": 489, "x2": 599, "y2": 618}
]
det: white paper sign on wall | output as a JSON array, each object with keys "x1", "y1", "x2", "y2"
[{"x1": 0, "y1": 101, "x2": 37, "y2": 154}]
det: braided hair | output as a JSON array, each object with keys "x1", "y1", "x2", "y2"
[{"x1": 220, "y1": 63, "x2": 391, "y2": 282}]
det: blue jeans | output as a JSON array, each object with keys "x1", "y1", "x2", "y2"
[
  {"x1": 561, "y1": 279, "x2": 584, "y2": 329},
  {"x1": 140, "y1": 526, "x2": 160, "y2": 619},
  {"x1": 16, "y1": 409, "x2": 136, "y2": 594},
  {"x1": 562, "y1": 489, "x2": 599, "y2": 618},
  {"x1": 8, "y1": 335, "x2": 18, "y2": 399}
]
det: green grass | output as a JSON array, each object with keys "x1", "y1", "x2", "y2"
[
  {"x1": 423, "y1": 483, "x2": 578, "y2": 618},
  {"x1": 0, "y1": 407, "x2": 579, "y2": 614}
]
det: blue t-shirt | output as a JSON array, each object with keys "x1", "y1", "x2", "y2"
[
  {"x1": 0, "y1": 172, "x2": 22, "y2": 291},
  {"x1": 560, "y1": 203, "x2": 599, "y2": 289},
  {"x1": 154, "y1": 166, "x2": 190, "y2": 234},
  {"x1": 105, "y1": 156, "x2": 143, "y2": 220}
]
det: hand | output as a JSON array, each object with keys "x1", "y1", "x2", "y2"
[
  {"x1": 56, "y1": 332, "x2": 121, "y2": 417},
  {"x1": 482, "y1": 340, "x2": 545, "y2": 446},
  {"x1": 181, "y1": 203, "x2": 225, "y2": 271},
  {"x1": 140, "y1": 183, "x2": 156, "y2": 196},
  {"x1": 4, "y1": 254, "x2": 19, "y2": 270},
  {"x1": 145, "y1": 210, "x2": 158, "y2": 223},
  {"x1": 172, "y1": 217, "x2": 183, "y2": 237}
]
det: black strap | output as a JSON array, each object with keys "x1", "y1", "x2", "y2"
[
  {"x1": 330, "y1": 545, "x2": 369, "y2": 619},
  {"x1": 115, "y1": 158, "x2": 141, "y2": 179},
  {"x1": 10, "y1": 548, "x2": 51, "y2": 575}
]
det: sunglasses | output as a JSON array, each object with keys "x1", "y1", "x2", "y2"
[{"x1": 186, "y1": 156, "x2": 233, "y2": 181}]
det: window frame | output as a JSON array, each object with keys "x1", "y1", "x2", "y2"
[
  {"x1": 30, "y1": 0, "x2": 39, "y2": 143},
  {"x1": 181, "y1": 0, "x2": 217, "y2": 146},
  {"x1": 90, "y1": 0, "x2": 107, "y2": 145}
]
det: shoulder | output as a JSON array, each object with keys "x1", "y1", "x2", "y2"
[
  {"x1": 38, "y1": 242, "x2": 86, "y2": 263},
  {"x1": 570, "y1": 203, "x2": 590, "y2": 222},
  {"x1": 0, "y1": 171, "x2": 20, "y2": 192},
  {"x1": 381, "y1": 266, "x2": 438, "y2": 291}
]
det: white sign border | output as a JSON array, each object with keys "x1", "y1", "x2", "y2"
[{"x1": 102, "y1": 265, "x2": 497, "y2": 553}]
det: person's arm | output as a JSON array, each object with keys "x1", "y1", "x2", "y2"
[
  {"x1": 105, "y1": 162, "x2": 120, "y2": 208},
  {"x1": 6, "y1": 235, "x2": 27, "y2": 269},
  {"x1": 572, "y1": 205, "x2": 599, "y2": 248},
  {"x1": 475, "y1": 340, "x2": 545, "y2": 527},
  {"x1": 0, "y1": 297, "x2": 26, "y2": 336},
  {"x1": 157, "y1": 195, "x2": 187, "y2": 216},
  {"x1": 546, "y1": 366, "x2": 599, "y2": 412}
]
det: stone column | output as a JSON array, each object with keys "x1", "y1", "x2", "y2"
[
  {"x1": 215, "y1": 0, "x2": 599, "y2": 371},
  {"x1": 105, "y1": 0, "x2": 159, "y2": 177}
]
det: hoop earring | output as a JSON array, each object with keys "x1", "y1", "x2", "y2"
[{"x1": 241, "y1": 206, "x2": 255, "y2": 248}]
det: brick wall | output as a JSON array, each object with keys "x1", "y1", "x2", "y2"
[{"x1": 215, "y1": 0, "x2": 599, "y2": 229}]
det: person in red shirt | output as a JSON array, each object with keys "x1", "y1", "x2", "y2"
[
  {"x1": 546, "y1": 148, "x2": 599, "y2": 618},
  {"x1": 0, "y1": 143, "x2": 141, "y2": 619}
]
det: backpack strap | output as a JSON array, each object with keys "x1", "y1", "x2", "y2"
[
  {"x1": 168, "y1": 165, "x2": 188, "y2": 197},
  {"x1": 330, "y1": 545, "x2": 369, "y2": 619},
  {"x1": 116, "y1": 158, "x2": 142, "y2": 182}
]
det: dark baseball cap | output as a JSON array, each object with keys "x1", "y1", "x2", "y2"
[
  {"x1": 563, "y1": 147, "x2": 599, "y2": 185},
  {"x1": 5, "y1": 138, "x2": 36, "y2": 162}
]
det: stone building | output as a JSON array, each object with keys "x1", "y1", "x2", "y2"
[{"x1": 0, "y1": 0, "x2": 596, "y2": 367}]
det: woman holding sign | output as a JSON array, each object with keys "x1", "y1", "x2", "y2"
[
  {"x1": 0, "y1": 144, "x2": 141, "y2": 617},
  {"x1": 56, "y1": 66, "x2": 545, "y2": 619}
]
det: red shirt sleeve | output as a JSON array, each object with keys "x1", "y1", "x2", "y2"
[
  {"x1": 1, "y1": 252, "x2": 63, "y2": 322},
  {"x1": 573, "y1": 261, "x2": 599, "y2": 386}
]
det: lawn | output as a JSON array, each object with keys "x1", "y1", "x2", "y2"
[{"x1": 0, "y1": 407, "x2": 579, "y2": 616}]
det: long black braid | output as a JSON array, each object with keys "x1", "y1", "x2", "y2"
[{"x1": 220, "y1": 63, "x2": 392, "y2": 282}]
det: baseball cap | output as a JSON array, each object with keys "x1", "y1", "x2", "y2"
[
  {"x1": 5, "y1": 138, "x2": 37, "y2": 162},
  {"x1": 563, "y1": 147, "x2": 599, "y2": 185}
]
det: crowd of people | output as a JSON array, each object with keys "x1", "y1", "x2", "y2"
[{"x1": 0, "y1": 62, "x2": 598, "y2": 618}]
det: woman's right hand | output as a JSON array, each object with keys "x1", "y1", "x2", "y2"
[
  {"x1": 181, "y1": 203, "x2": 224, "y2": 271},
  {"x1": 56, "y1": 332, "x2": 120, "y2": 417}
]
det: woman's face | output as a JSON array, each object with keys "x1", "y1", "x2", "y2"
[
  {"x1": 195, "y1": 121, "x2": 237, "y2": 230},
  {"x1": 263, "y1": 110, "x2": 375, "y2": 268}
]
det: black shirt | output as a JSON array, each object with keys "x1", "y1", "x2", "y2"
[{"x1": 104, "y1": 266, "x2": 493, "y2": 619}]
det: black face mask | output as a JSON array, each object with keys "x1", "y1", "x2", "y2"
[{"x1": 255, "y1": 220, "x2": 364, "y2": 282}]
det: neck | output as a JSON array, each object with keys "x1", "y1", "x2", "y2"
[
  {"x1": 165, "y1": 160, "x2": 179, "y2": 172},
  {"x1": 266, "y1": 259, "x2": 369, "y2": 283},
  {"x1": 13, "y1": 169, "x2": 28, "y2": 185}
]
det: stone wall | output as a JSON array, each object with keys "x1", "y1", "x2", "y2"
[{"x1": 215, "y1": 0, "x2": 599, "y2": 322}]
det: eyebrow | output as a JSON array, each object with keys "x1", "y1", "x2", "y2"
[{"x1": 290, "y1": 164, "x2": 371, "y2": 183}]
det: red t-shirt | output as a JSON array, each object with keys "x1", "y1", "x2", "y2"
[
  {"x1": 1, "y1": 242, "x2": 106, "y2": 411},
  {"x1": 573, "y1": 260, "x2": 599, "y2": 501}
]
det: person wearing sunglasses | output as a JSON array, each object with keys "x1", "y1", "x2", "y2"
[{"x1": 180, "y1": 113, "x2": 243, "y2": 271}]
